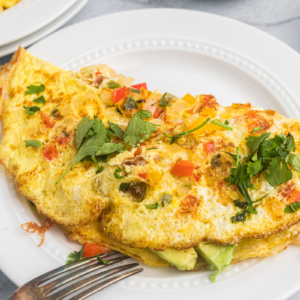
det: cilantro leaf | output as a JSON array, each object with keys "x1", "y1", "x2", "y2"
[
  {"x1": 265, "y1": 157, "x2": 293, "y2": 186},
  {"x1": 23, "y1": 106, "x2": 40, "y2": 116},
  {"x1": 66, "y1": 245, "x2": 84, "y2": 264},
  {"x1": 233, "y1": 199, "x2": 248, "y2": 209},
  {"x1": 251, "y1": 127, "x2": 262, "y2": 133},
  {"x1": 286, "y1": 133, "x2": 296, "y2": 152},
  {"x1": 145, "y1": 202, "x2": 159, "y2": 209},
  {"x1": 96, "y1": 143, "x2": 124, "y2": 156},
  {"x1": 247, "y1": 160, "x2": 264, "y2": 177},
  {"x1": 56, "y1": 131, "x2": 106, "y2": 184},
  {"x1": 33, "y1": 95, "x2": 46, "y2": 104},
  {"x1": 25, "y1": 83, "x2": 45, "y2": 95},
  {"x1": 24, "y1": 140, "x2": 42, "y2": 148},
  {"x1": 284, "y1": 202, "x2": 300, "y2": 213},
  {"x1": 97, "y1": 256, "x2": 111, "y2": 265},
  {"x1": 223, "y1": 151, "x2": 237, "y2": 161},
  {"x1": 75, "y1": 116, "x2": 95, "y2": 149},
  {"x1": 123, "y1": 110, "x2": 158, "y2": 145},
  {"x1": 258, "y1": 135, "x2": 285, "y2": 159},
  {"x1": 287, "y1": 153, "x2": 300, "y2": 172},
  {"x1": 164, "y1": 118, "x2": 210, "y2": 144},
  {"x1": 108, "y1": 121, "x2": 125, "y2": 139},
  {"x1": 246, "y1": 132, "x2": 270, "y2": 153}
]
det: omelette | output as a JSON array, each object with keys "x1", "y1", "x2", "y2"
[{"x1": 1, "y1": 48, "x2": 300, "y2": 280}]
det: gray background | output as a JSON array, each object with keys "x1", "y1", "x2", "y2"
[{"x1": 0, "y1": 0, "x2": 300, "y2": 299}]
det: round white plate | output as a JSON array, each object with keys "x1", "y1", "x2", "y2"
[
  {"x1": 0, "y1": 0, "x2": 78, "y2": 46},
  {"x1": 0, "y1": 0, "x2": 88, "y2": 57},
  {"x1": 1, "y1": 9, "x2": 300, "y2": 300}
]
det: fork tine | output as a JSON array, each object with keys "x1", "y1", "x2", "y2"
[
  {"x1": 48, "y1": 263, "x2": 140, "y2": 300},
  {"x1": 41, "y1": 255, "x2": 129, "y2": 294},
  {"x1": 35, "y1": 251, "x2": 117, "y2": 284},
  {"x1": 68, "y1": 268, "x2": 143, "y2": 300}
]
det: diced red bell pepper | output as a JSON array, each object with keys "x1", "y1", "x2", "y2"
[
  {"x1": 43, "y1": 144, "x2": 59, "y2": 161},
  {"x1": 82, "y1": 242, "x2": 111, "y2": 258},
  {"x1": 138, "y1": 172, "x2": 147, "y2": 180},
  {"x1": 171, "y1": 160, "x2": 194, "y2": 177},
  {"x1": 203, "y1": 141, "x2": 215, "y2": 154},
  {"x1": 111, "y1": 86, "x2": 127, "y2": 103},
  {"x1": 131, "y1": 82, "x2": 148, "y2": 90}
]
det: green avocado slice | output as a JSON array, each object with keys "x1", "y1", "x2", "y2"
[
  {"x1": 194, "y1": 243, "x2": 235, "y2": 282},
  {"x1": 151, "y1": 248, "x2": 197, "y2": 271}
]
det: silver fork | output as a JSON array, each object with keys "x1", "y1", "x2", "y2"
[{"x1": 10, "y1": 251, "x2": 143, "y2": 300}]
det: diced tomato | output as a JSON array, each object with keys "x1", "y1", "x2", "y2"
[
  {"x1": 131, "y1": 82, "x2": 148, "y2": 90},
  {"x1": 171, "y1": 160, "x2": 194, "y2": 177},
  {"x1": 43, "y1": 144, "x2": 58, "y2": 161},
  {"x1": 153, "y1": 107, "x2": 164, "y2": 119},
  {"x1": 82, "y1": 242, "x2": 111, "y2": 258},
  {"x1": 289, "y1": 190, "x2": 300, "y2": 204},
  {"x1": 203, "y1": 141, "x2": 215, "y2": 154},
  {"x1": 41, "y1": 113, "x2": 54, "y2": 128},
  {"x1": 138, "y1": 172, "x2": 147, "y2": 180},
  {"x1": 134, "y1": 147, "x2": 142, "y2": 157},
  {"x1": 111, "y1": 86, "x2": 127, "y2": 104},
  {"x1": 95, "y1": 71, "x2": 101, "y2": 75}
]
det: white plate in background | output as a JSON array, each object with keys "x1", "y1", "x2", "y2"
[
  {"x1": 0, "y1": 0, "x2": 79, "y2": 46},
  {"x1": 0, "y1": 0, "x2": 88, "y2": 57},
  {"x1": 1, "y1": 9, "x2": 300, "y2": 300}
]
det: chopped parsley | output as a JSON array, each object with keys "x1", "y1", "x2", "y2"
[
  {"x1": 226, "y1": 131, "x2": 300, "y2": 221},
  {"x1": 24, "y1": 83, "x2": 45, "y2": 95},
  {"x1": 24, "y1": 140, "x2": 42, "y2": 148},
  {"x1": 23, "y1": 106, "x2": 40, "y2": 115},
  {"x1": 284, "y1": 202, "x2": 300, "y2": 213},
  {"x1": 164, "y1": 118, "x2": 210, "y2": 144},
  {"x1": 33, "y1": 95, "x2": 46, "y2": 104},
  {"x1": 66, "y1": 245, "x2": 84, "y2": 264},
  {"x1": 97, "y1": 256, "x2": 111, "y2": 265},
  {"x1": 251, "y1": 127, "x2": 262, "y2": 133}
]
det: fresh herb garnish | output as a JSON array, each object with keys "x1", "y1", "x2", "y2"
[
  {"x1": 164, "y1": 118, "x2": 210, "y2": 144},
  {"x1": 24, "y1": 140, "x2": 42, "y2": 148},
  {"x1": 123, "y1": 110, "x2": 158, "y2": 145},
  {"x1": 211, "y1": 120, "x2": 233, "y2": 131},
  {"x1": 25, "y1": 83, "x2": 45, "y2": 95},
  {"x1": 33, "y1": 95, "x2": 46, "y2": 104},
  {"x1": 251, "y1": 127, "x2": 262, "y2": 133},
  {"x1": 74, "y1": 116, "x2": 96, "y2": 149},
  {"x1": 96, "y1": 143, "x2": 124, "y2": 156},
  {"x1": 66, "y1": 245, "x2": 84, "y2": 264},
  {"x1": 284, "y1": 202, "x2": 300, "y2": 213},
  {"x1": 145, "y1": 202, "x2": 159, "y2": 209},
  {"x1": 23, "y1": 106, "x2": 40, "y2": 115},
  {"x1": 184, "y1": 185, "x2": 191, "y2": 188},
  {"x1": 97, "y1": 256, "x2": 111, "y2": 265},
  {"x1": 114, "y1": 167, "x2": 125, "y2": 179},
  {"x1": 146, "y1": 147, "x2": 158, "y2": 150},
  {"x1": 226, "y1": 131, "x2": 300, "y2": 220},
  {"x1": 108, "y1": 121, "x2": 125, "y2": 139}
]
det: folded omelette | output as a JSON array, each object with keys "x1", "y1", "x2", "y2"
[{"x1": 1, "y1": 48, "x2": 300, "y2": 279}]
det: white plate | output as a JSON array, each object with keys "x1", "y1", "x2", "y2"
[
  {"x1": 0, "y1": 0, "x2": 88, "y2": 57},
  {"x1": 1, "y1": 9, "x2": 300, "y2": 300},
  {"x1": 0, "y1": 0, "x2": 78, "y2": 46}
]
